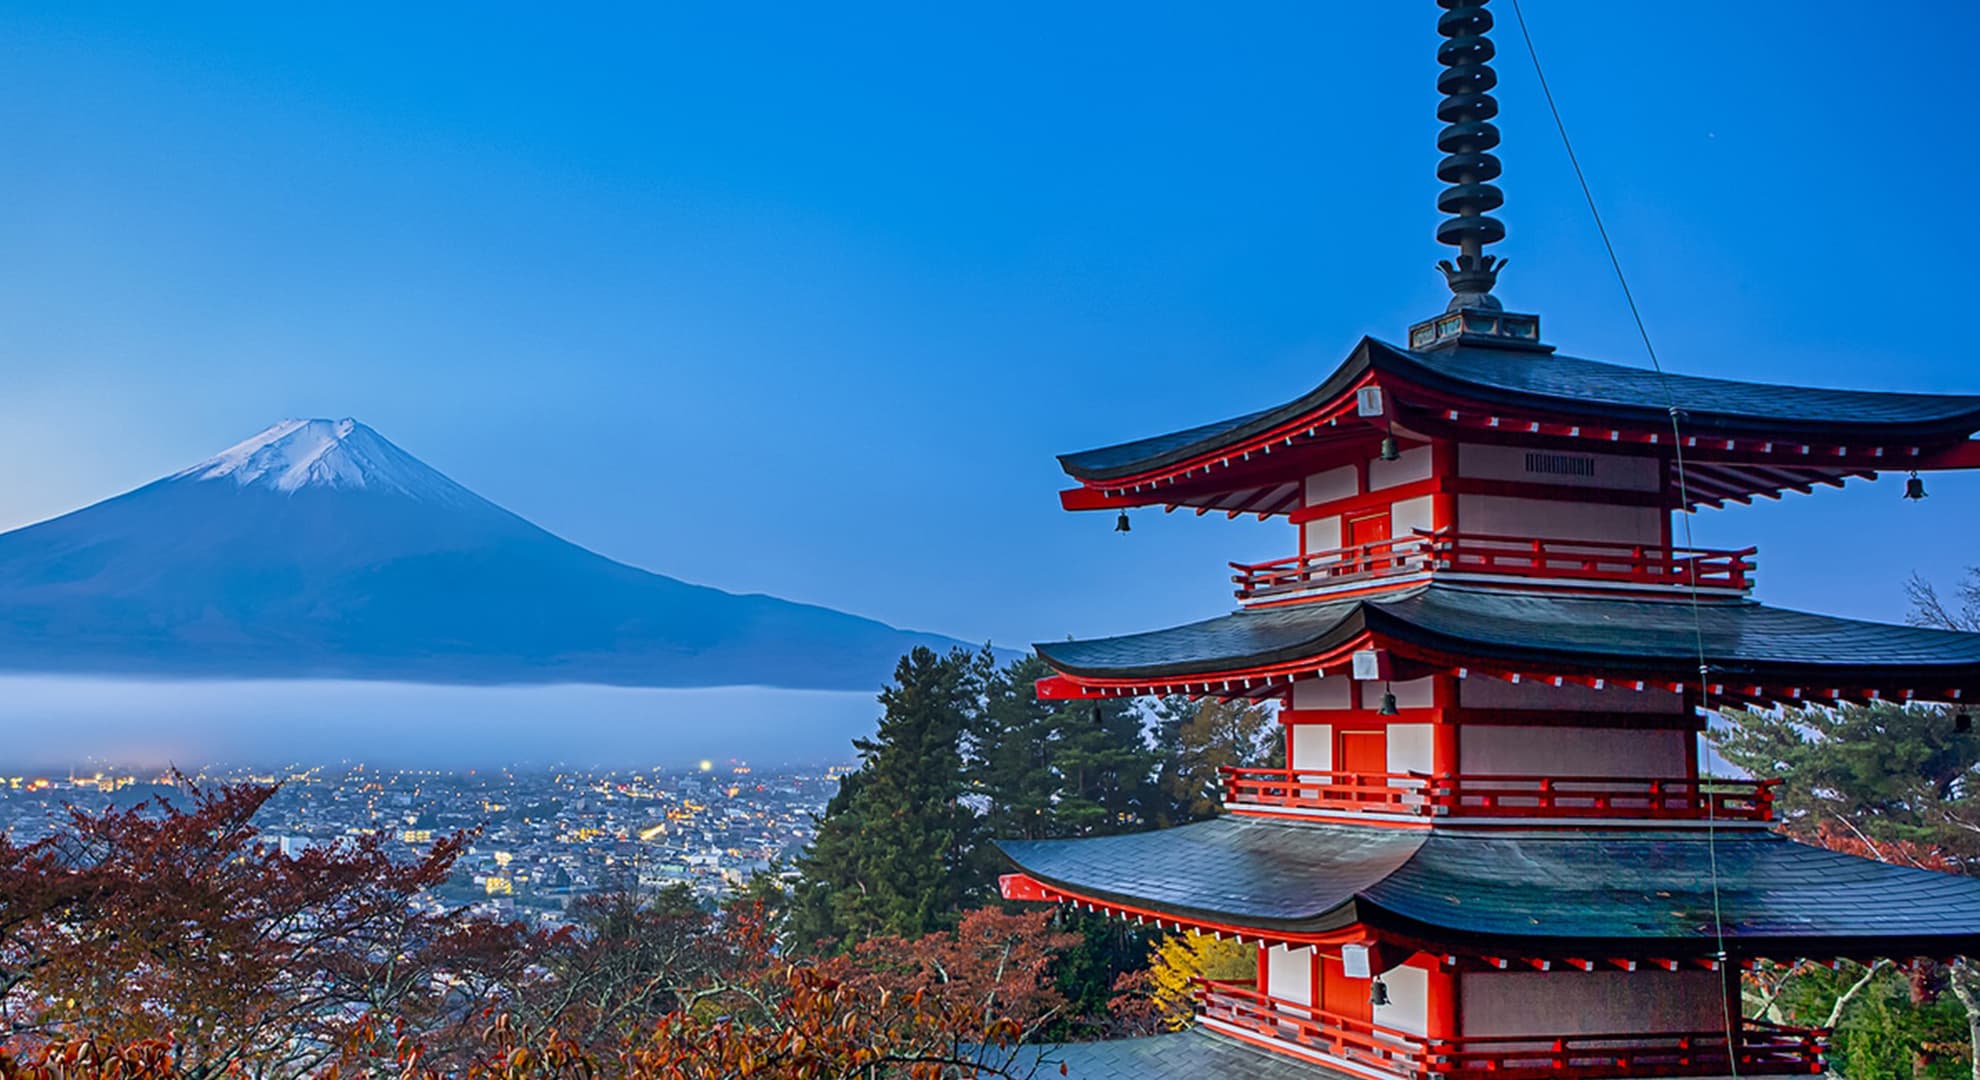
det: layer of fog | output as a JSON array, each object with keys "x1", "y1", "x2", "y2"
[{"x1": 0, "y1": 677, "x2": 875, "y2": 770}]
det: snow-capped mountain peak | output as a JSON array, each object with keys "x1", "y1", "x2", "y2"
[
  {"x1": 0, "y1": 417, "x2": 978, "y2": 692},
  {"x1": 170, "y1": 418, "x2": 471, "y2": 501}
]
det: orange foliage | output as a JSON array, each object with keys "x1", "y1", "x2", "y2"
[
  {"x1": 0, "y1": 791, "x2": 1056, "y2": 1079},
  {"x1": 1, "y1": 961, "x2": 1044, "y2": 1080},
  {"x1": 829, "y1": 908, "x2": 1079, "y2": 1034},
  {"x1": 1807, "y1": 819, "x2": 1961, "y2": 873},
  {"x1": 0, "y1": 782, "x2": 541, "y2": 1073}
]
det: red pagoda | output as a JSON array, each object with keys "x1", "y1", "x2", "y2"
[{"x1": 1001, "y1": 3, "x2": 1980, "y2": 1077}]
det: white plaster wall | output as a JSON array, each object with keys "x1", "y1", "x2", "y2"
[
  {"x1": 1457, "y1": 443, "x2": 1662, "y2": 492},
  {"x1": 1289, "y1": 724, "x2": 1334, "y2": 770},
  {"x1": 1392, "y1": 495, "x2": 1435, "y2": 538},
  {"x1": 1387, "y1": 724, "x2": 1435, "y2": 775},
  {"x1": 1459, "y1": 970, "x2": 1723, "y2": 1036},
  {"x1": 1373, "y1": 964, "x2": 1429, "y2": 1036},
  {"x1": 1459, "y1": 727, "x2": 1689, "y2": 777},
  {"x1": 1459, "y1": 677, "x2": 1685, "y2": 714},
  {"x1": 1456, "y1": 493, "x2": 1663, "y2": 546},
  {"x1": 1359, "y1": 676, "x2": 1436, "y2": 710},
  {"x1": 1305, "y1": 465, "x2": 1358, "y2": 506},
  {"x1": 1293, "y1": 677, "x2": 1353, "y2": 710},
  {"x1": 1303, "y1": 515, "x2": 1343, "y2": 554},
  {"x1": 1267, "y1": 946, "x2": 1314, "y2": 1006},
  {"x1": 1369, "y1": 445, "x2": 1434, "y2": 490}
]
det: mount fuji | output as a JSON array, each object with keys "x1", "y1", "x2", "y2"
[{"x1": 0, "y1": 419, "x2": 981, "y2": 689}]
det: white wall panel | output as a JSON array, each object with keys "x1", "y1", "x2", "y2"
[
  {"x1": 1289, "y1": 724, "x2": 1335, "y2": 770},
  {"x1": 1294, "y1": 677, "x2": 1353, "y2": 710},
  {"x1": 1267, "y1": 946, "x2": 1314, "y2": 1006},
  {"x1": 1369, "y1": 445, "x2": 1433, "y2": 490},
  {"x1": 1460, "y1": 727, "x2": 1688, "y2": 777},
  {"x1": 1460, "y1": 970, "x2": 1722, "y2": 1036},
  {"x1": 1305, "y1": 466, "x2": 1358, "y2": 506}
]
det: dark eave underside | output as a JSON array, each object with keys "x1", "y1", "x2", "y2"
[
  {"x1": 1058, "y1": 338, "x2": 1980, "y2": 484},
  {"x1": 1032, "y1": 585, "x2": 1980, "y2": 685},
  {"x1": 998, "y1": 816, "x2": 1980, "y2": 955}
]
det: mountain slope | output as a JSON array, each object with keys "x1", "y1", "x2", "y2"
[{"x1": 0, "y1": 419, "x2": 976, "y2": 689}]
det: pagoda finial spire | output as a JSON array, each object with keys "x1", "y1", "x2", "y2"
[{"x1": 1433, "y1": 0, "x2": 1507, "y2": 311}]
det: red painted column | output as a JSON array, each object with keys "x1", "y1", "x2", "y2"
[
  {"x1": 1431, "y1": 439, "x2": 1459, "y2": 533},
  {"x1": 1431, "y1": 674, "x2": 1460, "y2": 780},
  {"x1": 1425, "y1": 960, "x2": 1460, "y2": 1044}
]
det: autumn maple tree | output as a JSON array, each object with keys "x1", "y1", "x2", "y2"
[
  {"x1": 0, "y1": 780, "x2": 537, "y2": 1075},
  {"x1": 0, "y1": 782, "x2": 1061, "y2": 1079}
]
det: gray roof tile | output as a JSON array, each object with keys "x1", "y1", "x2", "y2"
[
  {"x1": 1060, "y1": 338, "x2": 1980, "y2": 482},
  {"x1": 999, "y1": 817, "x2": 1980, "y2": 955},
  {"x1": 1041, "y1": 1029, "x2": 1339, "y2": 1080},
  {"x1": 1033, "y1": 586, "x2": 1980, "y2": 684}
]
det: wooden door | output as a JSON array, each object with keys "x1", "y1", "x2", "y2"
[
  {"x1": 1338, "y1": 730, "x2": 1387, "y2": 775},
  {"x1": 1320, "y1": 955, "x2": 1373, "y2": 1024},
  {"x1": 1337, "y1": 730, "x2": 1388, "y2": 807},
  {"x1": 1346, "y1": 511, "x2": 1392, "y2": 571}
]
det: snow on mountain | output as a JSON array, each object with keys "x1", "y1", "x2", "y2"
[{"x1": 168, "y1": 418, "x2": 478, "y2": 504}]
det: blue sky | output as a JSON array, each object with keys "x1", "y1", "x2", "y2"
[{"x1": 3, "y1": 1, "x2": 1978, "y2": 653}]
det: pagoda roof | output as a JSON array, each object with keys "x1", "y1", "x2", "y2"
[
  {"x1": 1061, "y1": 338, "x2": 1980, "y2": 484},
  {"x1": 1033, "y1": 585, "x2": 1980, "y2": 702},
  {"x1": 1044, "y1": 1029, "x2": 1325, "y2": 1080},
  {"x1": 997, "y1": 817, "x2": 1980, "y2": 957}
]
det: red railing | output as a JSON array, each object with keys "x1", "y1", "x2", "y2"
[
  {"x1": 1438, "y1": 774, "x2": 1779, "y2": 821},
  {"x1": 1219, "y1": 768, "x2": 1779, "y2": 822},
  {"x1": 1196, "y1": 979, "x2": 1431, "y2": 1077},
  {"x1": 1232, "y1": 534, "x2": 1438, "y2": 598},
  {"x1": 1433, "y1": 532, "x2": 1756, "y2": 592},
  {"x1": 1219, "y1": 768, "x2": 1439, "y2": 815},
  {"x1": 1196, "y1": 980, "x2": 1827, "y2": 1080},
  {"x1": 1231, "y1": 530, "x2": 1755, "y2": 600}
]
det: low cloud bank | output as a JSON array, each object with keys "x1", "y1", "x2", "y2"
[{"x1": 0, "y1": 677, "x2": 875, "y2": 770}]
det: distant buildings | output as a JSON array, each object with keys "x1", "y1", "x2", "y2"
[{"x1": 0, "y1": 761, "x2": 838, "y2": 928}]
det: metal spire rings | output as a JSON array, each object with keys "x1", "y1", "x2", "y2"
[{"x1": 1435, "y1": 0, "x2": 1506, "y2": 309}]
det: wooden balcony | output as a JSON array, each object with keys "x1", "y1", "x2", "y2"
[
  {"x1": 1196, "y1": 979, "x2": 1827, "y2": 1080},
  {"x1": 1218, "y1": 768, "x2": 1779, "y2": 823},
  {"x1": 1231, "y1": 530, "x2": 1756, "y2": 603}
]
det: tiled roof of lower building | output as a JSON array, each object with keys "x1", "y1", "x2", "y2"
[
  {"x1": 997, "y1": 816, "x2": 1980, "y2": 957},
  {"x1": 1041, "y1": 1028, "x2": 1336, "y2": 1080},
  {"x1": 1032, "y1": 585, "x2": 1980, "y2": 685}
]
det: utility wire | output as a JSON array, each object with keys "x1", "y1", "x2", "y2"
[{"x1": 1506, "y1": 0, "x2": 1740, "y2": 1066}]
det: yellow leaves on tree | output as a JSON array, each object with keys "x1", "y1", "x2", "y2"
[{"x1": 1144, "y1": 932, "x2": 1253, "y2": 1031}]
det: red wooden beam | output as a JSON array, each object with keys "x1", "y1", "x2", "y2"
[
  {"x1": 1059, "y1": 486, "x2": 1128, "y2": 511},
  {"x1": 1916, "y1": 440, "x2": 1980, "y2": 470},
  {"x1": 997, "y1": 873, "x2": 1370, "y2": 949},
  {"x1": 998, "y1": 873, "x2": 1055, "y2": 902}
]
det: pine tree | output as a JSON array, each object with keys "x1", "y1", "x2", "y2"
[
  {"x1": 973, "y1": 655, "x2": 1160, "y2": 841},
  {"x1": 1053, "y1": 695, "x2": 1162, "y2": 836},
  {"x1": 1715, "y1": 702, "x2": 1979, "y2": 1078},
  {"x1": 974, "y1": 655, "x2": 1158, "y2": 839},
  {"x1": 973, "y1": 655, "x2": 1063, "y2": 843},
  {"x1": 963, "y1": 656, "x2": 1164, "y2": 1034},
  {"x1": 1150, "y1": 695, "x2": 1282, "y2": 825},
  {"x1": 1714, "y1": 702, "x2": 1979, "y2": 852},
  {"x1": 789, "y1": 646, "x2": 990, "y2": 950}
]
